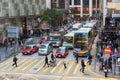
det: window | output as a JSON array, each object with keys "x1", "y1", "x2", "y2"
[
  {"x1": 74, "y1": 0, "x2": 80, "y2": 5},
  {"x1": 51, "y1": 0, "x2": 57, "y2": 8},
  {"x1": 59, "y1": 0, "x2": 65, "y2": 9}
]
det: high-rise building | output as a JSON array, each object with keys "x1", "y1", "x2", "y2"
[
  {"x1": 46, "y1": 0, "x2": 69, "y2": 12},
  {"x1": 0, "y1": 0, "x2": 46, "y2": 44},
  {"x1": 69, "y1": 0, "x2": 100, "y2": 17}
]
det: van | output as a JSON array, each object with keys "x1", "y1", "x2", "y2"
[{"x1": 38, "y1": 42, "x2": 53, "y2": 55}]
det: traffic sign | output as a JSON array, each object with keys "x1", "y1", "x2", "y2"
[
  {"x1": 7, "y1": 26, "x2": 19, "y2": 38},
  {"x1": 104, "y1": 47, "x2": 111, "y2": 54}
]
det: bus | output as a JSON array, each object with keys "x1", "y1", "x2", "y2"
[
  {"x1": 72, "y1": 23, "x2": 82, "y2": 31},
  {"x1": 63, "y1": 31, "x2": 74, "y2": 49},
  {"x1": 49, "y1": 33, "x2": 63, "y2": 47},
  {"x1": 83, "y1": 20, "x2": 99, "y2": 36},
  {"x1": 73, "y1": 28, "x2": 93, "y2": 57}
]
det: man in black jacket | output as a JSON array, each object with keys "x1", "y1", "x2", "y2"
[{"x1": 12, "y1": 55, "x2": 18, "y2": 67}]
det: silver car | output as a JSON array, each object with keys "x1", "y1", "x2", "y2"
[{"x1": 38, "y1": 42, "x2": 53, "y2": 55}]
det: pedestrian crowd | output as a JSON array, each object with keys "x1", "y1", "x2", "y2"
[{"x1": 96, "y1": 26, "x2": 119, "y2": 77}]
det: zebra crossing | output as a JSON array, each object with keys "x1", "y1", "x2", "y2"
[
  {"x1": 0, "y1": 58, "x2": 85, "y2": 75},
  {"x1": 0, "y1": 58, "x2": 119, "y2": 80}
]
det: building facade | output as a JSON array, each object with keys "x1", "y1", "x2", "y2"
[
  {"x1": 0, "y1": 0, "x2": 46, "y2": 44},
  {"x1": 69, "y1": 0, "x2": 100, "y2": 17},
  {"x1": 46, "y1": 0, "x2": 69, "y2": 12}
]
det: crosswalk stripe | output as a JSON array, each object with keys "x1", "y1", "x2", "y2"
[
  {"x1": 58, "y1": 60, "x2": 68, "y2": 74},
  {"x1": 65, "y1": 61, "x2": 74, "y2": 74},
  {"x1": 22, "y1": 59, "x2": 38, "y2": 71},
  {"x1": 0, "y1": 59, "x2": 12, "y2": 69},
  {"x1": 7, "y1": 59, "x2": 27, "y2": 71},
  {"x1": 90, "y1": 78, "x2": 95, "y2": 80},
  {"x1": 73, "y1": 62, "x2": 80, "y2": 74},
  {"x1": 43, "y1": 66, "x2": 50, "y2": 72},
  {"x1": 28, "y1": 59, "x2": 44, "y2": 71},
  {"x1": 0, "y1": 59, "x2": 18, "y2": 70},
  {"x1": 35, "y1": 64, "x2": 44, "y2": 72},
  {"x1": 14, "y1": 59, "x2": 33, "y2": 71},
  {"x1": 50, "y1": 60, "x2": 62, "y2": 73}
]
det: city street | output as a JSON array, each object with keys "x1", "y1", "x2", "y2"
[{"x1": 0, "y1": 49, "x2": 119, "y2": 80}]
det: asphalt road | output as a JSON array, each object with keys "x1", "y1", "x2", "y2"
[{"x1": 0, "y1": 48, "x2": 119, "y2": 80}]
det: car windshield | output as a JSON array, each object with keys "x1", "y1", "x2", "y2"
[
  {"x1": 57, "y1": 48, "x2": 65, "y2": 52},
  {"x1": 50, "y1": 36, "x2": 60, "y2": 41},
  {"x1": 40, "y1": 45, "x2": 46, "y2": 49},
  {"x1": 26, "y1": 46, "x2": 32, "y2": 49}
]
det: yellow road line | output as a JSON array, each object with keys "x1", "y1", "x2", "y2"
[
  {"x1": 51, "y1": 61, "x2": 62, "y2": 73},
  {"x1": 35, "y1": 64, "x2": 44, "y2": 72},
  {"x1": 22, "y1": 59, "x2": 38, "y2": 71},
  {"x1": 43, "y1": 66, "x2": 50, "y2": 72},
  {"x1": 0, "y1": 59, "x2": 18, "y2": 70},
  {"x1": 87, "y1": 65, "x2": 104, "y2": 78},
  {"x1": 73, "y1": 62, "x2": 80, "y2": 74},
  {"x1": 0, "y1": 59, "x2": 12, "y2": 69},
  {"x1": 90, "y1": 78, "x2": 95, "y2": 80},
  {"x1": 8, "y1": 59, "x2": 26, "y2": 71},
  {"x1": 14, "y1": 59, "x2": 33, "y2": 71},
  {"x1": 65, "y1": 61, "x2": 74, "y2": 74},
  {"x1": 58, "y1": 60, "x2": 68, "y2": 74},
  {"x1": 28, "y1": 59, "x2": 44, "y2": 71}
]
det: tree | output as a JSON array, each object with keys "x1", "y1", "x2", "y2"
[{"x1": 41, "y1": 9, "x2": 63, "y2": 27}]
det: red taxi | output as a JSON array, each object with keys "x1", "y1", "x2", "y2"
[
  {"x1": 55, "y1": 47, "x2": 69, "y2": 58},
  {"x1": 22, "y1": 44, "x2": 39, "y2": 55},
  {"x1": 39, "y1": 36, "x2": 49, "y2": 44}
]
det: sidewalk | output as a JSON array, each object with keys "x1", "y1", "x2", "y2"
[{"x1": 91, "y1": 28, "x2": 120, "y2": 78}]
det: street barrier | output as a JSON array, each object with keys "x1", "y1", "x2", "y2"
[
  {"x1": 8, "y1": 47, "x2": 15, "y2": 57},
  {"x1": 0, "y1": 55, "x2": 1, "y2": 61}
]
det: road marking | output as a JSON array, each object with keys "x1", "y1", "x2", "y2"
[
  {"x1": 22, "y1": 59, "x2": 38, "y2": 71},
  {"x1": 7, "y1": 59, "x2": 26, "y2": 71},
  {"x1": 51, "y1": 60, "x2": 62, "y2": 73},
  {"x1": 87, "y1": 65, "x2": 104, "y2": 78},
  {"x1": 43, "y1": 66, "x2": 50, "y2": 72},
  {"x1": 14, "y1": 59, "x2": 33, "y2": 71},
  {"x1": 0, "y1": 59, "x2": 12, "y2": 69},
  {"x1": 58, "y1": 60, "x2": 68, "y2": 74},
  {"x1": 0, "y1": 72, "x2": 119, "y2": 80},
  {"x1": 35, "y1": 64, "x2": 44, "y2": 72},
  {"x1": 65, "y1": 61, "x2": 74, "y2": 74},
  {"x1": 73, "y1": 62, "x2": 80, "y2": 74},
  {"x1": 28, "y1": 59, "x2": 44, "y2": 71},
  {"x1": 0, "y1": 59, "x2": 17, "y2": 70}
]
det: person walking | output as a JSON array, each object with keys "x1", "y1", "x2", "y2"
[
  {"x1": 76, "y1": 55, "x2": 79, "y2": 63},
  {"x1": 43, "y1": 55, "x2": 49, "y2": 67},
  {"x1": 51, "y1": 53, "x2": 54, "y2": 61},
  {"x1": 63, "y1": 61, "x2": 67, "y2": 69},
  {"x1": 104, "y1": 66, "x2": 108, "y2": 77},
  {"x1": 87, "y1": 54, "x2": 92, "y2": 65},
  {"x1": 12, "y1": 55, "x2": 18, "y2": 67},
  {"x1": 80, "y1": 59, "x2": 86, "y2": 73}
]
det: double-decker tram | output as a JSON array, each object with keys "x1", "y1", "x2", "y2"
[{"x1": 73, "y1": 28, "x2": 94, "y2": 57}]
